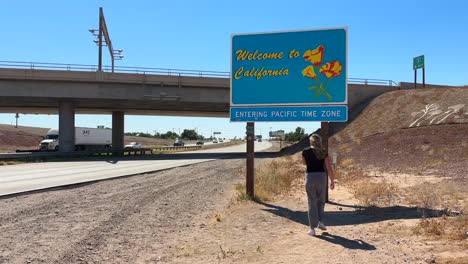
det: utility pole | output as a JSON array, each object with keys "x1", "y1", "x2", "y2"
[
  {"x1": 98, "y1": 8, "x2": 103, "y2": 72},
  {"x1": 90, "y1": 7, "x2": 123, "y2": 73}
]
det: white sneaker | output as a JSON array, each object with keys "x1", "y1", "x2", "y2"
[
  {"x1": 317, "y1": 221, "x2": 327, "y2": 231},
  {"x1": 307, "y1": 229, "x2": 316, "y2": 236}
]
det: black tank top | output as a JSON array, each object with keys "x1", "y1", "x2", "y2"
[{"x1": 302, "y1": 147, "x2": 326, "y2": 172}]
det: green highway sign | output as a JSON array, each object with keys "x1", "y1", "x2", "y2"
[{"x1": 413, "y1": 55, "x2": 424, "y2": 70}]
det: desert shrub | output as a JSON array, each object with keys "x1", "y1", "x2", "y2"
[
  {"x1": 338, "y1": 158, "x2": 355, "y2": 169},
  {"x1": 350, "y1": 180, "x2": 399, "y2": 207},
  {"x1": 235, "y1": 155, "x2": 303, "y2": 201},
  {"x1": 414, "y1": 215, "x2": 468, "y2": 241},
  {"x1": 411, "y1": 182, "x2": 468, "y2": 241},
  {"x1": 0, "y1": 161, "x2": 20, "y2": 166},
  {"x1": 404, "y1": 182, "x2": 466, "y2": 217}
]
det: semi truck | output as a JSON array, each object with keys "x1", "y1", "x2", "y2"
[{"x1": 39, "y1": 127, "x2": 112, "y2": 151}]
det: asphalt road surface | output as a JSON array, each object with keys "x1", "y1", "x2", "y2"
[{"x1": 0, "y1": 141, "x2": 271, "y2": 196}]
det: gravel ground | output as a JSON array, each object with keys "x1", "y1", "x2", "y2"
[{"x1": 0, "y1": 158, "x2": 246, "y2": 264}]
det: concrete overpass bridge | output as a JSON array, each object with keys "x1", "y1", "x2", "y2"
[{"x1": 0, "y1": 61, "x2": 399, "y2": 153}]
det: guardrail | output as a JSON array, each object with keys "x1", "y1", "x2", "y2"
[
  {"x1": 0, "y1": 145, "x2": 203, "y2": 160},
  {"x1": 0, "y1": 60, "x2": 398, "y2": 86}
]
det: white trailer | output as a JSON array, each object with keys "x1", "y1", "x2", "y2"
[{"x1": 39, "y1": 127, "x2": 112, "y2": 151}]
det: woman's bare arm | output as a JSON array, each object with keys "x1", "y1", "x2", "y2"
[{"x1": 324, "y1": 156, "x2": 335, "y2": 190}]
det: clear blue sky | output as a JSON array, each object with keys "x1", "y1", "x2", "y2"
[{"x1": 1, "y1": 0, "x2": 467, "y2": 139}]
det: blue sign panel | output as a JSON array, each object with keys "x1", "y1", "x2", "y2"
[
  {"x1": 231, "y1": 28, "x2": 347, "y2": 106},
  {"x1": 230, "y1": 105, "x2": 348, "y2": 122}
]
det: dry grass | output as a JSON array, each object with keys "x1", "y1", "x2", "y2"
[
  {"x1": 413, "y1": 215, "x2": 468, "y2": 241},
  {"x1": 409, "y1": 183, "x2": 468, "y2": 242},
  {"x1": 334, "y1": 168, "x2": 367, "y2": 184},
  {"x1": 349, "y1": 179, "x2": 400, "y2": 207},
  {"x1": 337, "y1": 169, "x2": 401, "y2": 207},
  {"x1": 439, "y1": 257, "x2": 468, "y2": 264},
  {"x1": 338, "y1": 158, "x2": 355, "y2": 169},
  {"x1": 211, "y1": 213, "x2": 222, "y2": 224},
  {"x1": 339, "y1": 167, "x2": 468, "y2": 242},
  {"x1": 0, "y1": 161, "x2": 21, "y2": 166},
  {"x1": 404, "y1": 182, "x2": 467, "y2": 216},
  {"x1": 235, "y1": 154, "x2": 303, "y2": 202}
]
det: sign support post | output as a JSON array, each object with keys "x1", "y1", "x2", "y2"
[
  {"x1": 423, "y1": 67, "x2": 425, "y2": 88},
  {"x1": 15, "y1": 113, "x2": 19, "y2": 128},
  {"x1": 414, "y1": 69, "x2": 417, "y2": 89},
  {"x1": 321, "y1": 122, "x2": 330, "y2": 202},
  {"x1": 413, "y1": 55, "x2": 425, "y2": 89},
  {"x1": 246, "y1": 122, "x2": 255, "y2": 198}
]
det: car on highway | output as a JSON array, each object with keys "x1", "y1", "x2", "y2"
[
  {"x1": 125, "y1": 142, "x2": 143, "y2": 149},
  {"x1": 212, "y1": 139, "x2": 218, "y2": 143},
  {"x1": 196, "y1": 140, "x2": 204, "y2": 146},
  {"x1": 173, "y1": 139, "x2": 185, "y2": 146}
]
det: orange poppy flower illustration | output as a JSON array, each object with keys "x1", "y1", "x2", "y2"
[
  {"x1": 319, "y1": 60, "x2": 342, "y2": 78},
  {"x1": 302, "y1": 65, "x2": 316, "y2": 80},
  {"x1": 302, "y1": 45, "x2": 342, "y2": 100},
  {"x1": 303, "y1": 45, "x2": 324, "y2": 66}
]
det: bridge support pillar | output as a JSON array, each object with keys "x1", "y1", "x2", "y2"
[
  {"x1": 112, "y1": 111, "x2": 124, "y2": 155},
  {"x1": 58, "y1": 101, "x2": 75, "y2": 152}
]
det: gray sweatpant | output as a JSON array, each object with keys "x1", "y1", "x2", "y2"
[{"x1": 305, "y1": 172, "x2": 327, "y2": 229}]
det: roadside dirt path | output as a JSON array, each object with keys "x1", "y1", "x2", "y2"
[{"x1": 163, "y1": 177, "x2": 467, "y2": 264}]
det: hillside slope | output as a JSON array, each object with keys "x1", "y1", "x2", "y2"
[
  {"x1": 330, "y1": 87, "x2": 468, "y2": 180},
  {"x1": 0, "y1": 124, "x2": 179, "y2": 153},
  {"x1": 332, "y1": 87, "x2": 468, "y2": 143},
  {"x1": 0, "y1": 125, "x2": 49, "y2": 152}
]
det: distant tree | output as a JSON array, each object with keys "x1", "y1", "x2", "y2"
[
  {"x1": 180, "y1": 129, "x2": 200, "y2": 140},
  {"x1": 124, "y1": 132, "x2": 141, "y2": 136},
  {"x1": 285, "y1": 126, "x2": 306, "y2": 142},
  {"x1": 161, "y1": 131, "x2": 179, "y2": 139},
  {"x1": 138, "y1": 132, "x2": 152, "y2": 138},
  {"x1": 125, "y1": 132, "x2": 156, "y2": 138}
]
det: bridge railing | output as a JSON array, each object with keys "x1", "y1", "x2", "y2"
[
  {"x1": 105, "y1": 65, "x2": 229, "y2": 78},
  {"x1": 0, "y1": 60, "x2": 98, "y2": 72},
  {"x1": 0, "y1": 60, "x2": 398, "y2": 86},
  {"x1": 0, "y1": 60, "x2": 229, "y2": 78},
  {"x1": 348, "y1": 77, "x2": 399, "y2": 87}
]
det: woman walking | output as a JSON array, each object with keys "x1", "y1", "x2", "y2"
[{"x1": 302, "y1": 134, "x2": 335, "y2": 236}]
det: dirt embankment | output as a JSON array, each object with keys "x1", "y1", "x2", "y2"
[
  {"x1": 335, "y1": 124, "x2": 468, "y2": 181},
  {"x1": 330, "y1": 88, "x2": 468, "y2": 179},
  {"x1": 0, "y1": 124, "x2": 188, "y2": 153},
  {"x1": 0, "y1": 124, "x2": 48, "y2": 152},
  {"x1": 332, "y1": 88, "x2": 468, "y2": 142}
]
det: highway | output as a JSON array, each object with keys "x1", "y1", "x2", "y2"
[{"x1": 0, "y1": 141, "x2": 271, "y2": 196}]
